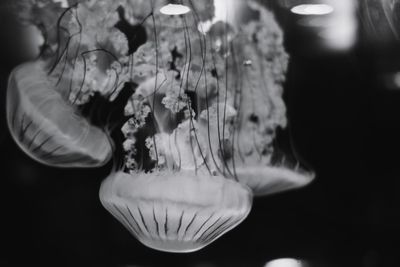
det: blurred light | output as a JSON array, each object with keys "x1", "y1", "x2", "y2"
[
  {"x1": 291, "y1": 4, "x2": 334, "y2": 15},
  {"x1": 393, "y1": 72, "x2": 400, "y2": 87},
  {"x1": 21, "y1": 25, "x2": 45, "y2": 59},
  {"x1": 293, "y1": 0, "x2": 358, "y2": 51},
  {"x1": 318, "y1": 0, "x2": 357, "y2": 51},
  {"x1": 297, "y1": 16, "x2": 333, "y2": 27},
  {"x1": 214, "y1": 0, "x2": 229, "y2": 20},
  {"x1": 214, "y1": 0, "x2": 243, "y2": 24},
  {"x1": 381, "y1": 72, "x2": 400, "y2": 90},
  {"x1": 53, "y1": 0, "x2": 69, "y2": 8},
  {"x1": 265, "y1": 258, "x2": 304, "y2": 267},
  {"x1": 160, "y1": 4, "x2": 191, "y2": 15},
  {"x1": 198, "y1": 0, "x2": 243, "y2": 34}
]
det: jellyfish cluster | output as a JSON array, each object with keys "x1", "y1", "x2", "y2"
[{"x1": 7, "y1": 0, "x2": 315, "y2": 253}]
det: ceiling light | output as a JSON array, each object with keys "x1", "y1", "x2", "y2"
[
  {"x1": 291, "y1": 4, "x2": 334, "y2": 15},
  {"x1": 265, "y1": 258, "x2": 304, "y2": 267},
  {"x1": 160, "y1": 4, "x2": 191, "y2": 16}
]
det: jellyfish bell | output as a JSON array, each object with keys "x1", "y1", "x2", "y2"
[
  {"x1": 234, "y1": 163, "x2": 315, "y2": 197},
  {"x1": 219, "y1": 30, "x2": 315, "y2": 196},
  {"x1": 5, "y1": 0, "x2": 159, "y2": 168},
  {"x1": 231, "y1": 144, "x2": 315, "y2": 196},
  {"x1": 191, "y1": 0, "x2": 315, "y2": 196},
  {"x1": 99, "y1": 170, "x2": 252, "y2": 253},
  {"x1": 6, "y1": 60, "x2": 113, "y2": 168},
  {"x1": 5, "y1": 2, "x2": 134, "y2": 168}
]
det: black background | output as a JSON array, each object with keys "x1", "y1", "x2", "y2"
[{"x1": 1, "y1": 1, "x2": 400, "y2": 267}]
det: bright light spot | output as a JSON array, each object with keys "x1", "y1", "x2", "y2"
[
  {"x1": 291, "y1": 4, "x2": 334, "y2": 16},
  {"x1": 393, "y1": 72, "x2": 400, "y2": 87},
  {"x1": 198, "y1": 0, "x2": 242, "y2": 34},
  {"x1": 383, "y1": 72, "x2": 400, "y2": 90},
  {"x1": 214, "y1": 0, "x2": 229, "y2": 21},
  {"x1": 294, "y1": 0, "x2": 357, "y2": 51},
  {"x1": 243, "y1": 60, "x2": 253, "y2": 66},
  {"x1": 198, "y1": 20, "x2": 214, "y2": 34},
  {"x1": 53, "y1": 0, "x2": 69, "y2": 8},
  {"x1": 23, "y1": 25, "x2": 45, "y2": 57},
  {"x1": 214, "y1": 0, "x2": 243, "y2": 24},
  {"x1": 265, "y1": 258, "x2": 303, "y2": 267},
  {"x1": 319, "y1": 0, "x2": 358, "y2": 51},
  {"x1": 160, "y1": 4, "x2": 191, "y2": 16}
]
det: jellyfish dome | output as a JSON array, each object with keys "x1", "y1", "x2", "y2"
[
  {"x1": 6, "y1": 61, "x2": 113, "y2": 168},
  {"x1": 5, "y1": 0, "x2": 136, "y2": 167},
  {"x1": 100, "y1": 170, "x2": 252, "y2": 253}
]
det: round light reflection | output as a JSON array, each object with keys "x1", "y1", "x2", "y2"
[
  {"x1": 160, "y1": 4, "x2": 191, "y2": 16},
  {"x1": 265, "y1": 258, "x2": 304, "y2": 267},
  {"x1": 291, "y1": 4, "x2": 334, "y2": 16}
]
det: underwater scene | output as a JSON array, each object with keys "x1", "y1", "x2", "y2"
[{"x1": 0, "y1": 0, "x2": 400, "y2": 266}]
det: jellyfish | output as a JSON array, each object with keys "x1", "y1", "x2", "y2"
[
  {"x1": 100, "y1": 170, "x2": 251, "y2": 253},
  {"x1": 98, "y1": 0, "x2": 313, "y2": 253},
  {"x1": 10, "y1": 0, "x2": 315, "y2": 253},
  {"x1": 213, "y1": 2, "x2": 315, "y2": 196},
  {"x1": 6, "y1": 61, "x2": 113, "y2": 168},
  {"x1": 6, "y1": 1, "x2": 134, "y2": 167}
]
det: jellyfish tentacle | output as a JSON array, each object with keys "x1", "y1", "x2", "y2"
[
  {"x1": 187, "y1": 106, "x2": 212, "y2": 174},
  {"x1": 182, "y1": 16, "x2": 201, "y2": 173},
  {"x1": 183, "y1": 10, "x2": 212, "y2": 174},
  {"x1": 230, "y1": 44, "x2": 246, "y2": 165},
  {"x1": 202, "y1": 46, "x2": 226, "y2": 175},
  {"x1": 150, "y1": 10, "x2": 161, "y2": 167},
  {"x1": 48, "y1": 3, "x2": 79, "y2": 74},
  {"x1": 209, "y1": 40, "x2": 236, "y2": 179},
  {"x1": 65, "y1": 7, "x2": 83, "y2": 96},
  {"x1": 173, "y1": 17, "x2": 194, "y2": 171}
]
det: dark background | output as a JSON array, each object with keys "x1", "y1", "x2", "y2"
[{"x1": 1, "y1": 1, "x2": 400, "y2": 266}]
